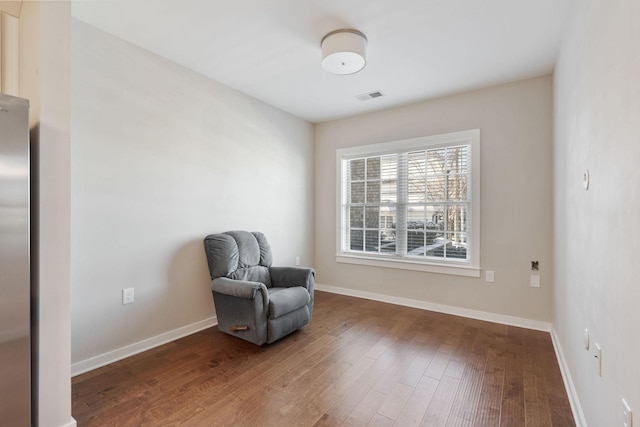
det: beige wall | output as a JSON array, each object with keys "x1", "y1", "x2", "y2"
[
  {"x1": 18, "y1": 1, "x2": 74, "y2": 426},
  {"x1": 70, "y1": 20, "x2": 314, "y2": 366},
  {"x1": 315, "y1": 75, "x2": 554, "y2": 323},
  {"x1": 553, "y1": 0, "x2": 640, "y2": 425},
  {"x1": 1, "y1": 10, "x2": 20, "y2": 95}
]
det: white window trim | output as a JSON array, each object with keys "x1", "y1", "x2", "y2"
[{"x1": 335, "y1": 129, "x2": 481, "y2": 277}]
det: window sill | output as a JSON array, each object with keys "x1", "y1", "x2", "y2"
[{"x1": 335, "y1": 254, "x2": 481, "y2": 277}]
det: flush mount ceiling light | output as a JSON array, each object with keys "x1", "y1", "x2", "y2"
[{"x1": 321, "y1": 29, "x2": 367, "y2": 75}]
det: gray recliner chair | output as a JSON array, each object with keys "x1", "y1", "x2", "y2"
[{"x1": 203, "y1": 231, "x2": 314, "y2": 345}]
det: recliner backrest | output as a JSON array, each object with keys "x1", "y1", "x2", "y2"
[{"x1": 203, "y1": 231, "x2": 273, "y2": 286}]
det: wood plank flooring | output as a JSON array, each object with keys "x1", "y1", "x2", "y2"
[{"x1": 72, "y1": 291, "x2": 575, "y2": 426}]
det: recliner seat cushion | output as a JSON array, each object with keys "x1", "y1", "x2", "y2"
[{"x1": 268, "y1": 287, "x2": 310, "y2": 319}]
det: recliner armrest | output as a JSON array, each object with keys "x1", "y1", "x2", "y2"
[
  {"x1": 211, "y1": 277, "x2": 268, "y2": 307},
  {"x1": 269, "y1": 266, "x2": 315, "y2": 290}
]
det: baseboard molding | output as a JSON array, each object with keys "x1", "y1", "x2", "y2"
[
  {"x1": 61, "y1": 417, "x2": 77, "y2": 427},
  {"x1": 315, "y1": 283, "x2": 552, "y2": 332},
  {"x1": 71, "y1": 316, "x2": 217, "y2": 377},
  {"x1": 551, "y1": 327, "x2": 587, "y2": 427}
]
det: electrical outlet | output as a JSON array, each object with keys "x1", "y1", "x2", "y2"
[
  {"x1": 485, "y1": 270, "x2": 495, "y2": 283},
  {"x1": 295, "y1": 256, "x2": 300, "y2": 266},
  {"x1": 623, "y1": 398, "x2": 632, "y2": 427},
  {"x1": 530, "y1": 274, "x2": 541, "y2": 287},
  {"x1": 122, "y1": 288, "x2": 134, "y2": 305}
]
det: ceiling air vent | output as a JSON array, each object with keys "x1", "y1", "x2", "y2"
[{"x1": 355, "y1": 91, "x2": 384, "y2": 101}]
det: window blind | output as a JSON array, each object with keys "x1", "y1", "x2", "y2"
[{"x1": 342, "y1": 144, "x2": 471, "y2": 263}]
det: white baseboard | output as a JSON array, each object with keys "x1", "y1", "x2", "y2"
[
  {"x1": 61, "y1": 417, "x2": 77, "y2": 427},
  {"x1": 315, "y1": 283, "x2": 552, "y2": 332},
  {"x1": 551, "y1": 327, "x2": 587, "y2": 427},
  {"x1": 71, "y1": 316, "x2": 217, "y2": 377}
]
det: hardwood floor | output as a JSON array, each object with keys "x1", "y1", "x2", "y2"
[{"x1": 72, "y1": 291, "x2": 575, "y2": 426}]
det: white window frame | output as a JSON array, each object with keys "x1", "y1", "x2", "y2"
[{"x1": 336, "y1": 129, "x2": 480, "y2": 277}]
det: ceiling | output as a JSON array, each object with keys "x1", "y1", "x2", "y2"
[{"x1": 72, "y1": 0, "x2": 573, "y2": 123}]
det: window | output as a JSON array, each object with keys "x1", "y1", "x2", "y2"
[{"x1": 336, "y1": 130, "x2": 480, "y2": 277}]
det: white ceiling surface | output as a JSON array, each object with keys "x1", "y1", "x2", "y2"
[{"x1": 72, "y1": 0, "x2": 573, "y2": 123}]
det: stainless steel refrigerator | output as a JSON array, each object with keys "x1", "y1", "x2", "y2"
[{"x1": 0, "y1": 93, "x2": 30, "y2": 426}]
